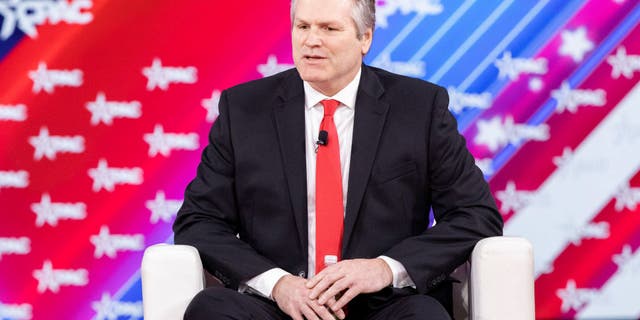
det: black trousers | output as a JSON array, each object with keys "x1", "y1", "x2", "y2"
[{"x1": 184, "y1": 286, "x2": 452, "y2": 319}]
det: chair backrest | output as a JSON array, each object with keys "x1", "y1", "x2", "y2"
[{"x1": 141, "y1": 244, "x2": 205, "y2": 320}]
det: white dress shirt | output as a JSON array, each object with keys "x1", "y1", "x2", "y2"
[{"x1": 242, "y1": 68, "x2": 415, "y2": 299}]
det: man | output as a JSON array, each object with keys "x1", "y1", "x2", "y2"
[{"x1": 173, "y1": 0, "x2": 503, "y2": 319}]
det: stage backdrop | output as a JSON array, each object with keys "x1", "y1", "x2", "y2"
[{"x1": 1, "y1": 0, "x2": 640, "y2": 319}]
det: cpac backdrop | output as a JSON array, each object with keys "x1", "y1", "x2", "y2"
[{"x1": 1, "y1": 0, "x2": 640, "y2": 319}]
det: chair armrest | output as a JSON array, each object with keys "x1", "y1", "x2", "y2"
[
  {"x1": 141, "y1": 244, "x2": 205, "y2": 320},
  {"x1": 469, "y1": 236, "x2": 535, "y2": 320}
]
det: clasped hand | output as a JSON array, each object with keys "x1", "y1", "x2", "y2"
[{"x1": 272, "y1": 258, "x2": 392, "y2": 320}]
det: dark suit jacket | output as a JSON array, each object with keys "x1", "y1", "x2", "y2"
[{"x1": 173, "y1": 65, "x2": 503, "y2": 299}]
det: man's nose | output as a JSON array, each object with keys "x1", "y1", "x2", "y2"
[{"x1": 304, "y1": 28, "x2": 322, "y2": 47}]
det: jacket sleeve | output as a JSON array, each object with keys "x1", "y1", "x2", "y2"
[
  {"x1": 383, "y1": 86, "x2": 503, "y2": 294},
  {"x1": 172, "y1": 90, "x2": 278, "y2": 289}
]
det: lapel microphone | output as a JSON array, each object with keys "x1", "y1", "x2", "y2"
[
  {"x1": 315, "y1": 130, "x2": 328, "y2": 153},
  {"x1": 317, "y1": 130, "x2": 328, "y2": 146}
]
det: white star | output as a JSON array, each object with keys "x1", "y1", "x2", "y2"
[
  {"x1": 92, "y1": 292, "x2": 117, "y2": 320},
  {"x1": 551, "y1": 81, "x2": 577, "y2": 113},
  {"x1": 614, "y1": 182, "x2": 640, "y2": 212},
  {"x1": 257, "y1": 55, "x2": 294, "y2": 78},
  {"x1": 86, "y1": 92, "x2": 113, "y2": 125},
  {"x1": 88, "y1": 159, "x2": 115, "y2": 192},
  {"x1": 553, "y1": 147, "x2": 573, "y2": 169},
  {"x1": 607, "y1": 46, "x2": 640, "y2": 79},
  {"x1": 556, "y1": 280, "x2": 581, "y2": 312},
  {"x1": 613, "y1": 245, "x2": 634, "y2": 268},
  {"x1": 29, "y1": 127, "x2": 56, "y2": 160},
  {"x1": 146, "y1": 191, "x2": 183, "y2": 224},
  {"x1": 257, "y1": 55, "x2": 279, "y2": 78},
  {"x1": 91, "y1": 226, "x2": 116, "y2": 259},
  {"x1": 559, "y1": 27, "x2": 594, "y2": 63},
  {"x1": 202, "y1": 90, "x2": 220, "y2": 122},
  {"x1": 494, "y1": 51, "x2": 519, "y2": 80},
  {"x1": 495, "y1": 181, "x2": 533, "y2": 214},
  {"x1": 474, "y1": 116, "x2": 507, "y2": 152},
  {"x1": 33, "y1": 260, "x2": 59, "y2": 293},
  {"x1": 556, "y1": 279, "x2": 597, "y2": 313},
  {"x1": 142, "y1": 58, "x2": 168, "y2": 91},
  {"x1": 144, "y1": 125, "x2": 171, "y2": 157},
  {"x1": 31, "y1": 193, "x2": 55, "y2": 227},
  {"x1": 28, "y1": 62, "x2": 54, "y2": 94}
]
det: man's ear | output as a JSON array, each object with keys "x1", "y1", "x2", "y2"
[{"x1": 361, "y1": 28, "x2": 373, "y2": 55}]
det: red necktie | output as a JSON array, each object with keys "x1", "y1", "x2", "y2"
[{"x1": 315, "y1": 99, "x2": 344, "y2": 273}]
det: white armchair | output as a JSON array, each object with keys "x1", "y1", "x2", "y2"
[{"x1": 141, "y1": 236, "x2": 534, "y2": 320}]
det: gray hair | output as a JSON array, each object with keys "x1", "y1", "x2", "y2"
[{"x1": 290, "y1": 0, "x2": 376, "y2": 39}]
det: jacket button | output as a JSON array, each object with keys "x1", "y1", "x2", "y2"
[{"x1": 298, "y1": 271, "x2": 306, "y2": 278}]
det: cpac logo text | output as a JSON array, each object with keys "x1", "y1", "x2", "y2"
[
  {"x1": 495, "y1": 181, "x2": 535, "y2": 215},
  {"x1": 614, "y1": 182, "x2": 640, "y2": 212},
  {"x1": 88, "y1": 159, "x2": 143, "y2": 192},
  {"x1": 0, "y1": 237, "x2": 30, "y2": 260},
  {"x1": 376, "y1": 0, "x2": 443, "y2": 28},
  {"x1": 568, "y1": 221, "x2": 609, "y2": 246},
  {"x1": 494, "y1": 51, "x2": 548, "y2": 80},
  {"x1": 447, "y1": 87, "x2": 492, "y2": 114},
  {"x1": 474, "y1": 116, "x2": 549, "y2": 152},
  {"x1": 257, "y1": 55, "x2": 294, "y2": 78},
  {"x1": 144, "y1": 124, "x2": 199, "y2": 157},
  {"x1": 0, "y1": 104, "x2": 27, "y2": 121},
  {"x1": 90, "y1": 226, "x2": 144, "y2": 259},
  {"x1": 371, "y1": 53, "x2": 425, "y2": 78},
  {"x1": 33, "y1": 260, "x2": 88, "y2": 293},
  {"x1": 0, "y1": 0, "x2": 92, "y2": 40},
  {"x1": 142, "y1": 58, "x2": 197, "y2": 91},
  {"x1": 552, "y1": 81, "x2": 606, "y2": 114},
  {"x1": 86, "y1": 92, "x2": 141, "y2": 126},
  {"x1": 29, "y1": 62, "x2": 83, "y2": 94},
  {"x1": 147, "y1": 191, "x2": 183, "y2": 224},
  {"x1": 0, "y1": 170, "x2": 29, "y2": 189},
  {"x1": 0, "y1": 302, "x2": 32, "y2": 320},
  {"x1": 556, "y1": 279, "x2": 599, "y2": 313},
  {"x1": 29, "y1": 127, "x2": 85, "y2": 160},
  {"x1": 31, "y1": 193, "x2": 86, "y2": 227}
]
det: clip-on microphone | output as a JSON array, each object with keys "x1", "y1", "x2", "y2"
[{"x1": 315, "y1": 130, "x2": 328, "y2": 153}]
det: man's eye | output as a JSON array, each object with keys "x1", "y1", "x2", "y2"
[{"x1": 298, "y1": 25, "x2": 309, "y2": 30}]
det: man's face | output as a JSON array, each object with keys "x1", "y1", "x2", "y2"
[{"x1": 292, "y1": 0, "x2": 372, "y2": 96}]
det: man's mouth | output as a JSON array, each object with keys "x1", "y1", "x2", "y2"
[{"x1": 304, "y1": 55, "x2": 326, "y2": 61}]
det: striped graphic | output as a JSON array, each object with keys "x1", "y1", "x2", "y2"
[{"x1": 1, "y1": 1, "x2": 639, "y2": 319}]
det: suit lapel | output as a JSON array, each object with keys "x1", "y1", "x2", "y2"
[
  {"x1": 272, "y1": 71, "x2": 308, "y2": 258},
  {"x1": 343, "y1": 66, "x2": 389, "y2": 254}
]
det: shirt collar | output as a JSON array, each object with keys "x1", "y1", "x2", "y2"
[{"x1": 303, "y1": 67, "x2": 361, "y2": 110}]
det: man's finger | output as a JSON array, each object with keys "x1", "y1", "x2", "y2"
[
  {"x1": 318, "y1": 277, "x2": 349, "y2": 305},
  {"x1": 325, "y1": 296, "x2": 345, "y2": 319},
  {"x1": 309, "y1": 271, "x2": 344, "y2": 299},
  {"x1": 300, "y1": 304, "x2": 320, "y2": 320},
  {"x1": 307, "y1": 299, "x2": 336, "y2": 320},
  {"x1": 332, "y1": 287, "x2": 360, "y2": 312},
  {"x1": 308, "y1": 274, "x2": 334, "y2": 299},
  {"x1": 306, "y1": 272, "x2": 324, "y2": 288}
]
